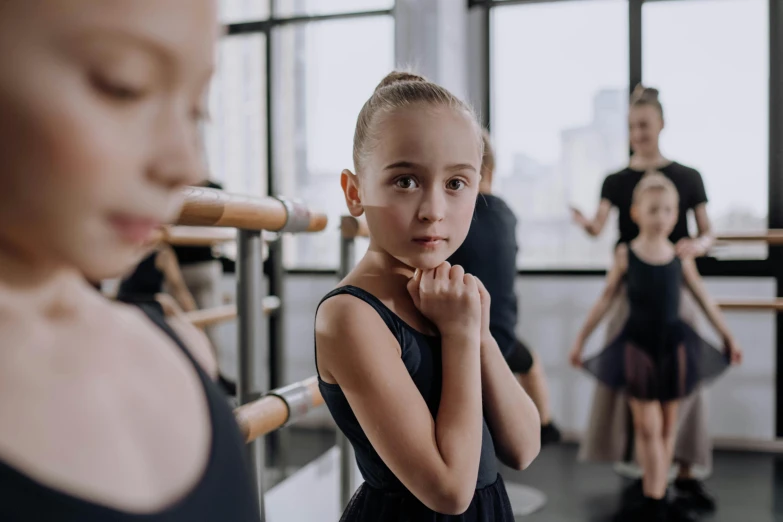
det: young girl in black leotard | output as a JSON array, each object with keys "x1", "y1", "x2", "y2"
[
  {"x1": 572, "y1": 85, "x2": 720, "y2": 514},
  {"x1": 315, "y1": 72, "x2": 541, "y2": 521},
  {"x1": 569, "y1": 174, "x2": 742, "y2": 522},
  {"x1": 0, "y1": 1, "x2": 259, "y2": 520}
]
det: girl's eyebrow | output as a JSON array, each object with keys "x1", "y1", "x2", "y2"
[
  {"x1": 384, "y1": 161, "x2": 421, "y2": 171},
  {"x1": 384, "y1": 161, "x2": 476, "y2": 173}
]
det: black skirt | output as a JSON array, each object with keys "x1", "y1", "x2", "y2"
[
  {"x1": 339, "y1": 474, "x2": 514, "y2": 522},
  {"x1": 582, "y1": 319, "x2": 730, "y2": 402}
]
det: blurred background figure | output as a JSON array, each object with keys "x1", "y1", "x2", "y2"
[
  {"x1": 117, "y1": 245, "x2": 198, "y2": 315},
  {"x1": 449, "y1": 130, "x2": 562, "y2": 446}
]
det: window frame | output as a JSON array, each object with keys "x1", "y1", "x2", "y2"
[
  {"x1": 218, "y1": 1, "x2": 783, "y2": 436},
  {"x1": 473, "y1": 0, "x2": 783, "y2": 437},
  {"x1": 223, "y1": 4, "x2": 395, "y2": 203},
  {"x1": 219, "y1": 3, "x2": 395, "y2": 391},
  {"x1": 223, "y1": 5, "x2": 394, "y2": 270},
  {"x1": 474, "y1": 0, "x2": 775, "y2": 278}
]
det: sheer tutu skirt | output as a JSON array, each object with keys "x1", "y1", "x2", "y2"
[
  {"x1": 339, "y1": 474, "x2": 514, "y2": 522},
  {"x1": 582, "y1": 320, "x2": 729, "y2": 402}
]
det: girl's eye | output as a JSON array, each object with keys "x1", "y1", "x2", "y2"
[
  {"x1": 395, "y1": 176, "x2": 418, "y2": 189},
  {"x1": 92, "y1": 74, "x2": 147, "y2": 102},
  {"x1": 447, "y1": 179, "x2": 466, "y2": 191}
]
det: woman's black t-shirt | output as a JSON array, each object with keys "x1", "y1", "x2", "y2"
[{"x1": 600, "y1": 161, "x2": 708, "y2": 245}]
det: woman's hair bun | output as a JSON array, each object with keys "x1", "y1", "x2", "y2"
[{"x1": 631, "y1": 83, "x2": 660, "y2": 103}]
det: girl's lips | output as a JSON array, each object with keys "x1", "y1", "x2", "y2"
[{"x1": 109, "y1": 214, "x2": 160, "y2": 244}]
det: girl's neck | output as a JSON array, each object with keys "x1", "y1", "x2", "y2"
[
  {"x1": 359, "y1": 246, "x2": 416, "y2": 280},
  {"x1": 355, "y1": 243, "x2": 439, "y2": 336},
  {"x1": 632, "y1": 232, "x2": 672, "y2": 252},
  {"x1": 0, "y1": 246, "x2": 87, "y2": 316}
]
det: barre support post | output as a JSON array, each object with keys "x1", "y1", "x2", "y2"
[
  {"x1": 267, "y1": 232, "x2": 291, "y2": 481},
  {"x1": 237, "y1": 229, "x2": 267, "y2": 520}
]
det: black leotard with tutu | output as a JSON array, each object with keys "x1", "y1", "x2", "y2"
[{"x1": 582, "y1": 248, "x2": 729, "y2": 401}]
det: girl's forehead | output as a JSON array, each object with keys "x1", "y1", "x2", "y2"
[
  {"x1": 371, "y1": 107, "x2": 481, "y2": 159},
  {"x1": 639, "y1": 190, "x2": 677, "y2": 204}
]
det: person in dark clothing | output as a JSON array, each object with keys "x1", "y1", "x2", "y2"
[
  {"x1": 0, "y1": 2, "x2": 260, "y2": 520},
  {"x1": 449, "y1": 130, "x2": 561, "y2": 445},
  {"x1": 571, "y1": 86, "x2": 714, "y2": 258},
  {"x1": 570, "y1": 174, "x2": 741, "y2": 522},
  {"x1": 117, "y1": 245, "x2": 197, "y2": 314},
  {"x1": 316, "y1": 71, "x2": 540, "y2": 521},
  {"x1": 571, "y1": 85, "x2": 719, "y2": 514},
  {"x1": 595, "y1": 161, "x2": 709, "y2": 249}
]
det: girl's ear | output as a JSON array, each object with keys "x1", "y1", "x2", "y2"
[{"x1": 341, "y1": 169, "x2": 364, "y2": 217}]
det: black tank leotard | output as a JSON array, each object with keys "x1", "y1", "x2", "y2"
[
  {"x1": 316, "y1": 285, "x2": 514, "y2": 522},
  {"x1": 0, "y1": 300, "x2": 260, "y2": 521}
]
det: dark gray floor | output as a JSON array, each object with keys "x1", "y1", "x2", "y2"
[
  {"x1": 263, "y1": 426, "x2": 337, "y2": 489},
  {"x1": 504, "y1": 444, "x2": 783, "y2": 522},
  {"x1": 270, "y1": 428, "x2": 783, "y2": 521}
]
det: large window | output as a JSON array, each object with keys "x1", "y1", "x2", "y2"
[
  {"x1": 489, "y1": 0, "x2": 771, "y2": 269},
  {"x1": 643, "y1": 0, "x2": 769, "y2": 260},
  {"x1": 491, "y1": 0, "x2": 629, "y2": 269},
  {"x1": 204, "y1": 34, "x2": 267, "y2": 196},
  {"x1": 274, "y1": 17, "x2": 395, "y2": 269},
  {"x1": 206, "y1": 1, "x2": 393, "y2": 268}
]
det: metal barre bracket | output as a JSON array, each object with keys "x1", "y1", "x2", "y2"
[
  {"x1": 263, "y1": 295, "x2": 283, "y2": 316},
  {"x1": 275, "y1": 196, "x2": 312, "y2": 233},
  {"x1": 265, "y1": 381, "x2": 314, "y2": 427}
]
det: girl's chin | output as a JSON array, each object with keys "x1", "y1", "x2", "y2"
[{"x1": 397, "y1": 254, "x2": 451, "y2": 272}]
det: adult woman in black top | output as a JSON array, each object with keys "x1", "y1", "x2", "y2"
[{"x1": 571, "y1": 86, "x2": 717, "y2": 514}]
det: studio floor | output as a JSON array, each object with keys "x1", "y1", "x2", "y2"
[
  {"x1": 504, "y1": 443, "x2": 783, "y2": 522},
  {"x1": 270, "y1": 428, "x2": 783, "y2": 522}
]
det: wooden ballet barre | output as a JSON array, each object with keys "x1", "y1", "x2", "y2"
[
  {"x1": 161, "y1": 226, "x2": 236, "y2": 246},
  {"x1": 148, "y1": 226, "x2": 280, "y2": 247},
  {"x1": 715, "y1": 230, "x2": 783, "y2": 245},
  {"x1": 174, "y1": 187, "x2": 327, "y2": 233},
  {"x1": 717, "y1": 299, "x2": 783, "y2": 311},
  {"x1": 341, "y1": 215, "x2": 369, "y2": 239},
  {"x1": 183, "y1": 297, "x2": 281, "y2": 327},
  {"x1": 234, "y1": 376, "x2": 324, "y2": 443}
]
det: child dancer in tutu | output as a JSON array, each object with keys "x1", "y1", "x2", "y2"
[{"x1": 569, "y1": 173, "x2": 742, "y2": 522}]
